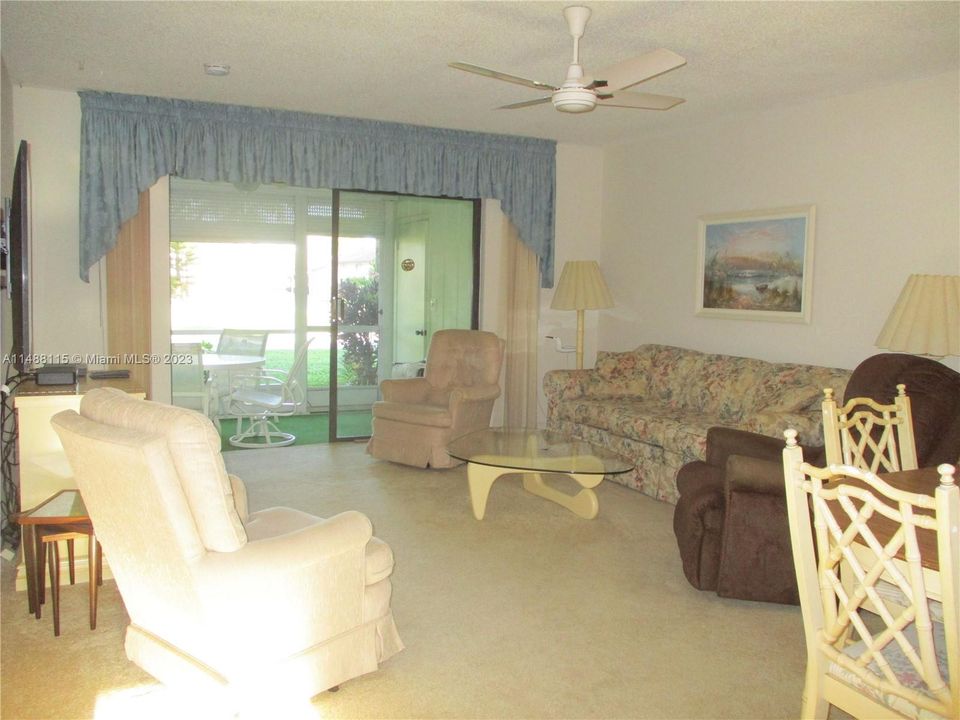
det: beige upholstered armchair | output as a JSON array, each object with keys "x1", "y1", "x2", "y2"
[
  {"x1": 367, "y1": 329, "x2": 504, "y2": 468},
  {"x1": 51, "y1": 388, "x2": 402, "y2": 710}
]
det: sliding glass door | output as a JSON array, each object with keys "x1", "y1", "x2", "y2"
[
  {"x1": 171, "y1": 179, "x2": 479, "y2": 443},
  {"x1": 328, "y1": 192, "x2": 478, "y2": 440},
  {"x1": 316, "y1": 192, "x2": 384, "y2": 440}
]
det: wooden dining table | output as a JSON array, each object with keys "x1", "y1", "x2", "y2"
[{"x1": 825, "y1": 466, "x2": 946, "y2": 571}]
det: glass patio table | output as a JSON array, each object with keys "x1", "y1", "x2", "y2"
[
  {"x1": 448, "y1": 428, "x2": 633, "y2": 520},
  {"x1": 201, "y1": 353, "x2": 266, "y2": 370}
]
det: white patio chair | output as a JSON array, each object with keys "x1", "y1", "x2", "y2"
[
  {"x1": 209, "y1": 330, "x2": 270, "y2": 414},
  {"x1": 170, "y1": 342, "x2": 219, "y2": 427},
  {"x1": 216, "y1": 329, "x2": 269, "y2": 357},
  {"x1": 225, "y1": 338, "x2": 312, "y2": 448}
]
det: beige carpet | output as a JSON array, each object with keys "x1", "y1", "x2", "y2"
[{"x1": 2, "y1": 442, "x2": 812, "y2": 719}]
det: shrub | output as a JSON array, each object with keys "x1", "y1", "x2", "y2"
[{"x1": 338, "y1": 271, "x2": 379, "y2": 386}]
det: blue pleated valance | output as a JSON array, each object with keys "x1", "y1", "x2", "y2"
[{"x1": 79, "y1": 91, "x2": 557, "y2": 285}]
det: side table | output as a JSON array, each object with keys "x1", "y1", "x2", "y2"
[
  {"x1": 12, "y1": 376, "x2": 143, "y2": 594},
  {"x1": 14, "y1": 489, "x2": 101, "y2": 636}
]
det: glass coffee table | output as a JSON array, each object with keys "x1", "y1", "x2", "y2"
[{"x1": 447, "y1": 428, "x2": 633, "y2": 520}]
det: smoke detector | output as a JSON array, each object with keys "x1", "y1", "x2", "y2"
[{"x1": 203, "y1": 64, "x2": 230, "y2": 77}]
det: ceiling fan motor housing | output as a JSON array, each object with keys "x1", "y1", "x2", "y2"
[
  {"x1": 553, "y1": 60, "x2": 596, "y2": 113},
  {"x1": 552, "y1": 87, "x2": 597, "y2": 113}
]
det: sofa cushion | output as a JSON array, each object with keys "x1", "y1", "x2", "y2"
[
  {"x1": 553, "y1": 398, "x2": 716, "y2": 457},
  {"x1": 589, "y1": 345, "x2": 849, "y2": 421},
  {"x1": 80, "y1": 388, "x2": 247, "y2": 552},
  {"x1": 828, "y1": 620, "x2": 948, "y2": 720},
  {"x1": 665, "y1": 355, "x2": 764, "y2": 419},
  {"x1": 753, "y1": 363, "x2": 851, "y2": 414},
  {"x1": 594, "y1": 346, "x2": 755, "y2": 419},
  {"x1": 590, "y1": 349, "x2": 651, "y2": 397}
]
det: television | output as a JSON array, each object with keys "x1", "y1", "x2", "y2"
[{"x1": 4, "y1": 140, "x2": 31, "y2": 375}]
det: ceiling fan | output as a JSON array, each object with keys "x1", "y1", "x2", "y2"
[{"x1": 449, "y1": 5, "x2": 686, "y2": 114}]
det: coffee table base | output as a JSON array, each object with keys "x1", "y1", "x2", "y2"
[{"x1": 468, "y1": 463, "x2": 603, "y2": 520}]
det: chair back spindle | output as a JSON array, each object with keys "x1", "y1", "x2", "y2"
[{"x1": 822, "y1": 384, "x2": 918, "y2": 474}]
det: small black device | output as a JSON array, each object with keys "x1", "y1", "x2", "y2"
[
  {"x1": 35, "y1": 364, "x2": 81, "y2": 386},
  {"x1": 89, "y1": 369, "x2": 130, "y2": 380}
]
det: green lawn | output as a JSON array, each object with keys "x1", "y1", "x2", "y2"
[
  {"x1": 264, "y1": 348, "x2": 368, "y2": 387},
  {"x1": 218, "y1": 410, "x2": 372, "y2": 451}
]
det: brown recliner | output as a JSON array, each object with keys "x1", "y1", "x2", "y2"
[
  {"x1": 366, "y1": 329, "x2": 504, "y2": 468},
  {"x1": 672, "y1": 353, "x2": 960, "y2": 604}
]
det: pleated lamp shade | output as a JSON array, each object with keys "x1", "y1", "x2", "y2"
[
  {"x1": 550, "y1": 261, "x2": 614, "y2": 311},
  {"x1": 875, "y1": 274, "x2": 960, "y2": 357},
  {"x1": 551, "y1": 261, "x2": 613, "y2": 369}
]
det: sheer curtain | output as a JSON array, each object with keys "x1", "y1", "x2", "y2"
[
  {"x1": 498, "y1": 214, "x2": 540, "y2": 428},
  {"x1": 105, "y1": 190, "x2": 152, "y2": 396}
]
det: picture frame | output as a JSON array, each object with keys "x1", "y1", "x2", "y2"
[{"x1": 696, "y1": 205, "x2": 815, "y2": 323}]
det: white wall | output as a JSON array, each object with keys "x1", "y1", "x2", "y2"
[
  {"x1": 600, "y1": 70, "x2": 960, "y2": 371},
  {"x1": 1, "y1": 59, "x2": 15, "y2": 361},
  {"x1": 538, "y1": 144, "x2": 605, "y2": 415},
  {"x1": 1, "y1": 59, "x2": 13, "y2": 209},
  {"x1": 10, "y1": 87, "x2": 105, "y2": 364}
]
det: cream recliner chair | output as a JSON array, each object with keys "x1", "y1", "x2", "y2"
[
  {"x1": 51, "y1": 388, "x2": 402, "y2": 710},
  {"x1": 367, "y1": 329, "x2": 504, "y2": 468}
]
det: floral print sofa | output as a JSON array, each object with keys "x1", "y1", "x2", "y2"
[{"x1": 543, "y1": 344, "x2": 851, "y2": 504}]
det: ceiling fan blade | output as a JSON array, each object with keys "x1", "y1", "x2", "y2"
[
  {"x1": 598, "y1": 92, "x2": 685, "y2": 110},
  {"x1": 498, "y1": 97, "x2": 553, "y2": 110},
  {"x1": 449, "y1": 62, "x2": 558, "y2": 91},
  {"x1": 595, "y1": 48, "x2": 686, "y2": 92}
]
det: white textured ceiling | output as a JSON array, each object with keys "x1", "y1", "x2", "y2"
[{"x1": 1, "y1": 1, "x2": 957, "y2": 146}]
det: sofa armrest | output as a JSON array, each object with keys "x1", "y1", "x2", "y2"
[
  {"x1": 724, "y1": 455, "x2": 786, "y2": 496},
  {"x1": 543, "y1": 369, "x2": 593, "y2": 411},
  {"x1": 742, "y1": 411, "x2": 827, "y2": 448},
  {"x1": 228, "y1": 473, "x2": 248, "y2": 523},
  {"x1": 717, "y1": 456, "x2": 801, "y2": 604},
  {"x1": 196, "y1": 511, "x2": 374, "y2": 656},
  {"x1": 447, "y1": 385, "x2": 501, "y2": 431},
  {"x1": 703, "y1": 427, "x2": 785, "y2": 469},
  {"x1": 380, "y1": 377, "x2": 430, "y2": 404},
  {"x1": 199, "y1": 510, "x2": 373, "y2": 583},
  {"x1": 449, "y1": 385, "x2": 501, "y2": 404}
]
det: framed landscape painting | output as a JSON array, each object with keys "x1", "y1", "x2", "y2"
[{"x1": 696, "y1": 205, "x2": 815, "y2": 323}]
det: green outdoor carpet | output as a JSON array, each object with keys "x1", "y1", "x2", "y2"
[{"x1": 218, "y1": 411, "x2": 372, "y2": 451}]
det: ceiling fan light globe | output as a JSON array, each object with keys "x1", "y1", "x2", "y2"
[{"x1": 552, "y1": 87, "x2": 597, "y2": 113}]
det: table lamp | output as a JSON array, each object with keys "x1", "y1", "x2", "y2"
[
  {"x1": 875, "y1": 274, "x2": 959, "y2": 357},
  {"x1": 550, "y1": 260, "x2": 614, "y2": 369}
]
